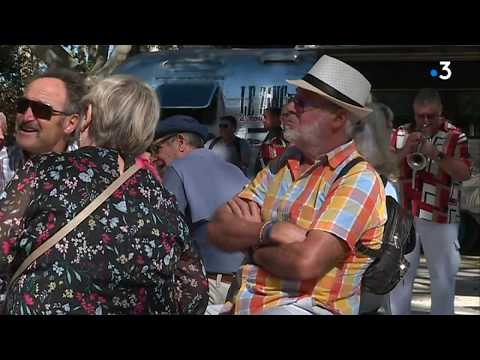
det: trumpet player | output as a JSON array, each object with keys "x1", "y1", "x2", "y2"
[{"x1": 389, "y1": 88, "x2": 472, "y2": 314}]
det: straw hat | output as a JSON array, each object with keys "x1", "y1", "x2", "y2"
[{"x1": 287, "y1": 55, "x2": 372, "y2": 118}]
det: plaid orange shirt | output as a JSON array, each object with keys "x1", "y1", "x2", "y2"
[
  {"x1": 391, "y1": 121, "x2": 472, "y2": 224},
  {"x1": 235, "y1": 141, "x2": 387, "y2": 315}
]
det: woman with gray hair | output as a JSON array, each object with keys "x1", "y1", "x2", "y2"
[
  {"x1": 0, "y1": 75, "x2": 207, "y2": 315},
  {"x1": 351, "y1": 101, "x2": 400, "y2": 314},
  {"x1": 350, "y1": 102, "x2": 399, "y2": 181}
]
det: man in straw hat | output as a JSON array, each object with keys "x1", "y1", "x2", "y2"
[{"x1": 208, "y1": 55, "x2": 387, "y2": 315}]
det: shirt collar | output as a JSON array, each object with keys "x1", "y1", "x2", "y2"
[
  {"x1": 285, "y1": 140, "x2": 358, "y2": 179},
  {"x1": 325, "y1": 140, "x2": 358, "y2": 169}
]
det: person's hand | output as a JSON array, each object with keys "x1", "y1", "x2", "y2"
[
  {"x1": 403, "y1": 132, "x2": 424, "y2": 154},
  {"x1": 419, "y1": 141, "x2": 440, "y2": 160},
  {"x1": 268, "y1": 222, "x2": 307, "y2": 245},
  {"x1": 226, "y1": 197, "x2": 262, "y2": 223}
]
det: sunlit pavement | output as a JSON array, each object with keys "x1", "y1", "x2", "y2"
[{"x1": 409, "y1": 255, "x2": 480, "y2": 315}]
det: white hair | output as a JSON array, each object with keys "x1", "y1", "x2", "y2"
[
  {"x1": 81, "y1": 75, "x2": 160, "y2": 156},
  {"x1": 347, "y1": 103, "x2": 399, "y2": 179}
]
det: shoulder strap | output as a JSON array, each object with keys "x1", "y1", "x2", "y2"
[
  {"x1": 208, "y1": 137, "x2": 222, "y2": 150},
  {"x1": 7, "y1": 163, "x2": 141, "y2": 291},
  {"x1": 333, "y1": 157, "x2": 365, "y2": 183},
  {"x1": 379, "y1": 174, "x2": 388, "y2": 188},
  {"x1": 331, "y1": 157, "x2": 385, "y2": 257},
  {"x1": 233, "y1": 136, "x2": 242, "y2": 158},
  {"x1": 356, "y1": 241, "x2": 382, "y2": 258},
  {"x1": 268, "y1": 146, "x2": 302, "y2": 175}
]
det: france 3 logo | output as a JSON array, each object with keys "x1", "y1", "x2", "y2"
[{"x1": 429, "y1": 61, "x2": 452, "y2": 80}]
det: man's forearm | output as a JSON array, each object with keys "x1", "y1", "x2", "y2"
[
  {"x1": 208, "y1": 210, "x2": 262, "y2": 252},
  {"x1": 253, "y1": 231, "x2": 348, "y2": 281},
  {"x1": 253, "y1": 243, "x2": 308, "y2": 280},
  {"x1": 435, "y1": 156, "x2": 471, "y2": 182}
]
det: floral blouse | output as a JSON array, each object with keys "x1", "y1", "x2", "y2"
[{"x1": 0, "y1": 147, "x2": 208, "y2": 315}]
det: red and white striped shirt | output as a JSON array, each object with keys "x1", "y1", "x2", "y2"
[{"x1": 391, "y1": 121, "x2": 472, "y2": 224}]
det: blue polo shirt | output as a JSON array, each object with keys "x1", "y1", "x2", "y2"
[{"x1": 162, "y1": 148, "x2": 248, "y2": 273}]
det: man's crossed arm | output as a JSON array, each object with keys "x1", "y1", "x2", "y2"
[{"x1": 207, "y1": 196, "x2": 349, "y2": 280}]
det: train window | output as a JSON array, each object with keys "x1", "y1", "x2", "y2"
[{"x1": 159, "y1": 87, "x2": 221, "y2": 126}]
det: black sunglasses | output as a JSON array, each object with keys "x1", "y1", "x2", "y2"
[
  {"x1": 16, "y1": 97, "x2": 72, "y2": 120},
  {"x1": 219, "y1": 123, "x2": 230, "y2": 129}
]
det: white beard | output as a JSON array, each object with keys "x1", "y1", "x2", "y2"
[
  {"x1": 283, "y1": 127, "x2": 299, "y2": 143},
  {"x1": 284, "y1": 120, "x2": 323, "y2": 147}
]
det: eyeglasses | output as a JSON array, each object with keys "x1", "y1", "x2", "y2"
[
  {"x1": 149, "y1": 134, "x2": 177, "y2": 153},
  {"x1": 16, "y1": 97, "x2": 72, "y2": 120},
  {"x1": 415, "y1": 112, "x2": 441, "y2": 121},
  {"x1": 292, "y1": 95, "x2": 321, "y2": 114},
  {"x1": 293, "y1": 95, "x2": 342, "y2": 115},
  {"x1": 218, "y1": 123, "x2": 230, "y2": 129}
]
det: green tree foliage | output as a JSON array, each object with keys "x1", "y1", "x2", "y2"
[
  {"x1": 1, "y1": 45, "x2": 179, "y2": 144},
  {"x1": 0, "y1": 45, "x2": 36, "y2": 144}
]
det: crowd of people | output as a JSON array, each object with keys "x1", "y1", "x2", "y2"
[{"x1": 0, "y1": 54, "x2": 474, "y2": 315}]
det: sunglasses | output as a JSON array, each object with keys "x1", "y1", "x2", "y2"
[
  {"x1": 294, "y1": 93, "x2": 343, "y2": 113},
  {"x1": 16, "y1": 97, "x2": 72, "y2": 120},
  {"x1": 415, "y1": 113, "x2": 441, "y2": 121},
  {"x1": 292, "y1": 95, "x2": 323, "y2": 114},
  {"x1": 219, "y1": 123, "x2": 230, "y2": 129},
  {"x1": 149, "y1": 133, "x2": 177, "y2": 153}
]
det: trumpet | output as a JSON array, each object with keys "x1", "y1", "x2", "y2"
[
  {"x1": 407, "y1": 144, "x2": 427, "y2": 171},
  {"x1": 407, "y1": 124, "x2": 430, "y2": 171},
  {"x1": 407, "y1": 124, "x2": 430, "y2": 189}
]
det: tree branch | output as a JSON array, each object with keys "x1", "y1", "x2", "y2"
[
  {"x1": 92, "y1": 45, "x2": 132, "y2": 78},
  {"x1": 27, "y1": 45, "x2": 73, "y2": 69},
  {"x1": 89, "y1": 45, "x2": 109, "y2": 73}
]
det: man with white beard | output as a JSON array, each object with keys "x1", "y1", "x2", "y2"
[{"x1": 208, "y1": 55, "x2": 387, "y2": 315}]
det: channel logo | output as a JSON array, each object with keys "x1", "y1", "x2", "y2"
[{"x1": 430, "y1": 61, "x2": 452, "y2": 80}]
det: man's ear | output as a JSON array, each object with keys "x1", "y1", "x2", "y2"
[
  {"x1": 177, "y1": 133, "x2": 187, "y2": 151},
  {"x1": 63, "y1": 113, "x2": 80, "y2": 136},
  {"x1": 79, "y1": 104, "x2": 93, "y2": 133},
  {"x1": 331, "y1": 110, "x2": 349, "y2": 131}
]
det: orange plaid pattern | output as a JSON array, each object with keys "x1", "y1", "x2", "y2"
[{"x1": 235, "y1": 141, "x2": 387, "y2": 315}]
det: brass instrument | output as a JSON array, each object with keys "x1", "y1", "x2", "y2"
[
  {"x1": 407, "y1": 143, "x2": 428, "y2": 171},
  {"x1": 407, "y1": 124, "x2": 430, "y2": 189}
]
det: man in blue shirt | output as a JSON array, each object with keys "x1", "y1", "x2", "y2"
[{"x1": 152, "y1": 115, "x2": 248, "y2": 308}]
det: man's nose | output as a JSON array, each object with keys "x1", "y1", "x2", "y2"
[{"x1": 21, "y1": 106, "x2": 36, "y2": 121}]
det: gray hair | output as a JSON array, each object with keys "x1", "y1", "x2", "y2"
[
  {"x1": 28, "y1": 69, "x2": 88, "y2": 146},
  {"x1": 28, "y1": 68, "x2": 87, "y2": 116},
  {"x1": 81, "y1": 75, "x2": 160, "y2": 156},
  {"x1": 413, "y1": 88, "x2": 443, "y2": 109},
  {"x1": 347, "y1": 102, "x2": 399, "y2": 179},
  {"x1": 180, "y1": 132, "x2": 204, "y2": 148}
]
